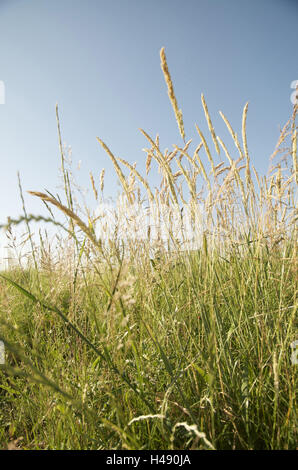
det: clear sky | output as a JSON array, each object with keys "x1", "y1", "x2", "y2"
[{"x1": 0, "y1": 0, "x2": 297, "y2": 265}]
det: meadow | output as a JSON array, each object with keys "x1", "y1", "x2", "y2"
[{"x1": 0, "y1": 48, "x2": 297, "y2": 450}]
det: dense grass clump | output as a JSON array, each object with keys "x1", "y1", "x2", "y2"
[{"x1": 0, "y1": 48, "x2": 297, "y2": 450}]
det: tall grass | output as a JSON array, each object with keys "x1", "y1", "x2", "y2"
[{"x1": 0, "y1": 48, "x2": 297, "y2": 450}]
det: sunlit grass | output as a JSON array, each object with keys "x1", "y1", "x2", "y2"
[{"x1": 0, "y1": 48, "x2": 297, "y2": 450}]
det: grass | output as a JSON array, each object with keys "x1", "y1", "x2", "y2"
[{"x1": 0, "y1": 48, "x2": 297, "y2": 450}]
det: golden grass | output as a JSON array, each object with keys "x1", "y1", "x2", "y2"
[
  {"x1": 90, "y1": 171, "x2": 98, "y2": 201},
  {"x1": 96, "y1": 137, "x2": 134, "y2": 204},
  {"x1": 100, "y1": 168, "x2": 105, "y2": 192},
  {"x1": 201, "y1": 93, "x2": 220, "y2": 156},
  {"x1": 160, "y1": 47, "x2": 185, "y2": 142},
  {"x1": 1, "y1": 47, "x2": 296, "y2": 452},
  {"x1": 23, "y1": 47, "x2": 296, "y2": 263}
]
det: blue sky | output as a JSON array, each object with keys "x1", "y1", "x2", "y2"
[{"x1": 0, "y1": 0, "x2": 297, "y2": 264}]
